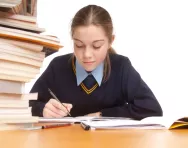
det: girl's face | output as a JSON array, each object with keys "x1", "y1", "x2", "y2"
[{"x1": 73, "y1": 25, "x2": 112, "y2": 72}]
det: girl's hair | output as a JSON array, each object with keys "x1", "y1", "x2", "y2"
[{"x1": 71, "y1": 5, "x2": 116, "y2": 82}]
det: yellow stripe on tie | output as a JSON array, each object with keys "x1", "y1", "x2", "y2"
[{"x1": 81, "y1": 83, "x2": 98, "y2": 94}]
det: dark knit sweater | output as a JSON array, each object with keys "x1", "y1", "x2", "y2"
[{"x1": 29, "y1": 53, "x2": 162, "y2": 120}]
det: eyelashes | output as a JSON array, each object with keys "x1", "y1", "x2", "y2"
[
  {"x1": 75, "y1": 44, "x2": 101, "y2": 49},
  {"x1": 75, "y1": 44, "x2": 84, "y2": 48},
  {"x1": 93, "y1": 46, "x2": 101, "y2": 49}
]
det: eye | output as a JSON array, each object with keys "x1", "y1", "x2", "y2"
[
  {"x1": 75, "y1": 44, "x2": 84, "y2": 48},
  {"x1": 93, "y1": 46, "x2": 101, "y2": 49},
  {"x1": 93, "y1": 41, "x2": 104, "y2": 49}
]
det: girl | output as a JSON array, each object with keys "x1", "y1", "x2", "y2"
[{"x1": 30, "y1": 5, "x2": 162, "y2": 120}]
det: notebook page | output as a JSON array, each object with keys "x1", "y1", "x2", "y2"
[{"x1": 81, "y1": 119, "x2": 163, "y2": 129}]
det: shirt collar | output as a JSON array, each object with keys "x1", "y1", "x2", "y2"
[{"x1": 75, "y1": 59, "x2": 104, "y2": 86}]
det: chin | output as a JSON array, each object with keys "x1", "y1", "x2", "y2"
[
  {"x1": 83, "y1": 65, "x2": 96, "y2": 72},
  {"x1": 81, "y1": 62, "x2": 96, "y2": 71},
  {"x1": 84, "y1": 67, "x2": 95, "y2": 72}
]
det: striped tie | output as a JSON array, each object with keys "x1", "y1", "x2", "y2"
[{"x1": 82, "y1": 74, "x2": 96, "y2": 90}]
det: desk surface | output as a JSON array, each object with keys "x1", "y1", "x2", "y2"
[{"x1": 0, "y1": 124, "x2": 188, "y2": 148}]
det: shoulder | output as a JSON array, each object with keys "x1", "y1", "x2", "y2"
[
  {"x1": 109, "y1": 54, "x2": 141, "y2": 84},
  {"x1": 51, "y1": 53, "x2": 73, "y2": 64},
  {"x1": 49, "y1": 53, "x2": 73, "y2": 68},
  {"x1": 109, "y1": 53, "x2": 131, "y2": 70}
]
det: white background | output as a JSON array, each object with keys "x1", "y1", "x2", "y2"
[{"x1": 26, "y1": 0, "x2": 188, "y2": 116}]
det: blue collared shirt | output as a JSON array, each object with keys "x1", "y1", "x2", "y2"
[{"x1": 75, "y1": 59, "x2": 104, "y2": 86}]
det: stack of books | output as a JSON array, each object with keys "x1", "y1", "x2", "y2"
[
  {"x1": 0, "y1": 0, "x2": 37, "y2": 16},
  {"x1": 0, "y1": 0, "x2": 62, "y2": 130}
]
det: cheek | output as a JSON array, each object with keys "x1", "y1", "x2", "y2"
[
  {"x1": 74, "y1": 48, "x2": 82, "y2": 58},
  {"x1": 74, "y1": 51, "x2": 81, "y2": 63},
  {"x1": 95, "y1": 47, "x2": 108, "y2": 62}
]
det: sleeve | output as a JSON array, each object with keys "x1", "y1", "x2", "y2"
[
  {"x1": 101, "y1": 58, "x2": 163, "y2": 120},
  {"x1": 29, "y1": 59, "x2": 55, "y2": 117}
]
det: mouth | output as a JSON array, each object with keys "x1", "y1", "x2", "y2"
[{"x1": 83, "y1": 61, "x2": 95, "y2": 64}]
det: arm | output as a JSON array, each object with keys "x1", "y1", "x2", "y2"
[
  {"x1": 101, "y1": 58, "x2": 163, "y2": 120},
  {"x1": 29, "y1": 59, "x2": 55, "y2": 117}
]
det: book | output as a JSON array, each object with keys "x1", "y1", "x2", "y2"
[
  {"x1": 0, "y1": 116, "x2": 39, "y2": 124},
  {"x1": 0, "y1": 60, "x2": 40, "y2": 74},
  {"x1": 0, "y1": 93, "x2": 38, "y2": 100},
  {"x1": 0, "y1": 114, "x2": 32, "y2": 118},
  {"x1": 0, "y1": 123, "x2": 36, "y2": 131},
  {"x1": 0, "y1": 26, "x2": 60, "y2": 42},
  {"x1": 80, "y1": 116, "x2": 188, "y2": 130},
  {"x1": 0, "y1": 73, "x2": 31, "y2": 82},
  {"x1": 0, "y1": 79, "x2": 25, "y2": 94},
  {"x1": 0, "y1": 0, "x2": 37, "y2": 17},
  {"x1": 0, "y1": 38, "x2": 43, "y2": 52},
  {"x1": 0, "y1": 11, "x2": 37, "y2": 24},
  {"x1": 0, "y1": 17, "x2": 45, "y2": 33},
  {"x1": 0, "y1": 1, "x2": 22, "y2": 9},
  {"x1": 0, "y1": 26, "x2": 62, "y2": 50},
  {"x1": 0, "y1": 42, "x2": 45, "y2": 61},
  {"x1": 0, "y1": 67, "x2": 38, "y2": 79},
  {"x1": 0, "y1": 52, "x2": 43, "y2": 67},
  {"x1": 0, "y1": 107, "x2": 31, "y2": 114},
  {"x1": 0, "y1": 100, "x2": 29, "y2": 108},
  {"x1": 0, "y1": 37, "x2": 58, "y2": 57}
]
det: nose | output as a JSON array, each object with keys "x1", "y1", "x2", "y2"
[{"x1": 83, "y1": 48, "x2": 92, "y2": 59}]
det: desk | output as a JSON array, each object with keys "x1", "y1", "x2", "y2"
[{"x1": 0, "y1": 124, "x2": 188, "y2": 148}]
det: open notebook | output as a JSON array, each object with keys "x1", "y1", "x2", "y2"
[
  {"x1": 80, "y1": 116, "x2": 188, "y2": 130},
  {"x1": 38, "y1": 116, "x2": 131, "y2": 123},
  {"x1": 38, "y1": 116, "x2": 188, "y2": 130}
]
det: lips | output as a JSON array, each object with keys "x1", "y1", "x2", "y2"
[{"x1": 83, "y1": 61, "x2": 95, "y2": 64}]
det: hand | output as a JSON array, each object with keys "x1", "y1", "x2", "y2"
[
  {"x1": 43, "y1": 99, "x2": 72, "y2": 118},
  {"x1": 85, "y1": 112, "x2": 102, "y2": 117}
]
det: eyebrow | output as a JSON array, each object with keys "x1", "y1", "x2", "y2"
[{"x1": 73, "y1": 38, "x2": 105, "y2": 43}]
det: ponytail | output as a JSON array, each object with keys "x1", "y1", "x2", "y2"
[
  {"x1": 102, "y1": 47, "x2": 116, "y2": 83},
  {"x1": 108, "y1": 47, "x2": 116, "y2": 54}
]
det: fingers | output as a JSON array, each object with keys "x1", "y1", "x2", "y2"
[
  {"x1": 50, "y1": 99, "x2": 70, "y2": 115},
  {"x1": 49, "y1": 99, "x2": 63, "y2": 110},
  {"x1": 43, "y1": 99, "x2": 73, "y2": 118},
  {"x1": 46, "y1": 101, "x2": 66, "y2": 116},
  {"x1": 43, "y1": 108, "x2": 62, "y2": 118},
  {"x1": 62, "y1": 103, "x2": 73, "y2": 112}
]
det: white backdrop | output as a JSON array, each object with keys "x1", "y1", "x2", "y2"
[{"x1": 26, "y1": 0, "x2": 188, "y2": 116}]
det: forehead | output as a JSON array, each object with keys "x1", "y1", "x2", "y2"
[{"x1": 73, "y1": 25, "x2": 107, "y2": 42}]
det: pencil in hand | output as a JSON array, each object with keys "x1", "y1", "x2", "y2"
[{"x1": 48, "y1": 88, "x2": 72, "y2": 116}]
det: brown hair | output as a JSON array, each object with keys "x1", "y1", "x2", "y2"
[{"x1": 71, "y1": 5, "x2": 116, "y2": 82}]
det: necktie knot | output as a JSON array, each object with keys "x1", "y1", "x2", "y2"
[{"x1": 83, "y1": 74, "x2": 97, "y2": 90}]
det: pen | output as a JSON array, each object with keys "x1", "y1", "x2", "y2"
[
  {"x1": 80, "y1": 122, "x2": 90, "y2": 131},
  {"x1": 48, "y1": 88, "x2": 71, "y2": 116},
  {"x1": 42, "y1": 123, "x2": 71, "y2": 129}
]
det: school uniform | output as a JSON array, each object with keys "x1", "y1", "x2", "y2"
[{"x1": 29, "y1": 53, "x2": 162, "y2": 120}]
